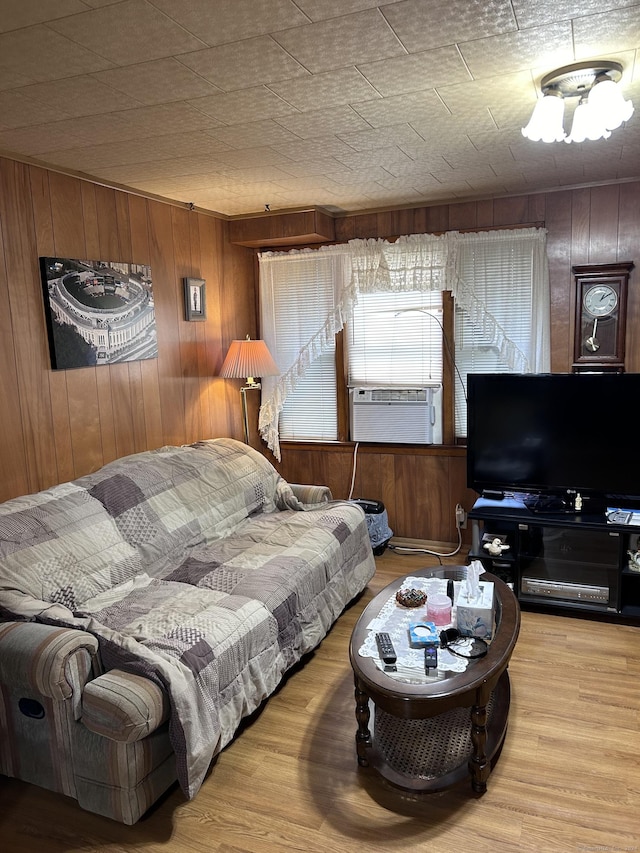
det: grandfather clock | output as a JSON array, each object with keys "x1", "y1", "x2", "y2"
[{"x1": 572, "y1": 261, "x2": 634, "y2": 372}]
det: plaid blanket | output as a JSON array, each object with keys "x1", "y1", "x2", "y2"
[{"x1": 0, "y1": 438, "x2": 375, "y2": 797}]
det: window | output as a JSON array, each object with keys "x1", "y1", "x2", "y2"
[
  {"x1": 347, "y1": 290, "x2": 443, "y2": 388},
  {"x1": 259, "y1": 247, "x2": 353, "y2": 450},
  {"x1": 453, "y1": 230, "x2": 551, "y2": 437},
  {"x1": 259, "y1": 229, "x2": 549, "y2": 460}
]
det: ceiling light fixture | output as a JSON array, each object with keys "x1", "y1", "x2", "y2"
[{"x1": 522, "y1": 61, "x2": 634, "y2": 144}]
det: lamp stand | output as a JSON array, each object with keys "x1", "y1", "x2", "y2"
[{"x1": 239, "y1": 381, "x2": 261, "y2": 445}]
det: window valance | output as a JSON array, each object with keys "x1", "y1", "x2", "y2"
[{"x1": 259, "y1": 228, "x2": 549, "y2": 460}]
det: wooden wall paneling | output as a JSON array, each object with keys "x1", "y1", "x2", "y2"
[
  {"x1": 375, "y1": 208, "x2": 415, "y2": 238},
  {"x1": 570, "y1": 187, "x2": 592, "y2": 267},
  {"x1": 95, "y1": 184, "x2": 121, "y2": 261},
  {"x1": 196, "y1": 215, "x2": 222, "y2": 440},
  {"x1": 49, "y1": 172, "x2": 85, "y2": 255},
  {"x1": 320, "y1": 447, "x2": 351, "y2": 496},
  {"x1": 95, "y1": 185, "x2": 121, "y2": 261},
  {"x1": 172, "y1": 206, "x2": 202, "y2": 446},
  {"x1": 475, "y1": 198, "x2": 495, "y2": 228},
  {"x1": 205, "y1": 217, "x2": 232, "y2": 441},
  {"x1": 588, "y1": 184, "x2": 621, "y2": 263},
  {"x1": 67, "y1": 368, "x2": 104, "y2": 476},
  {"x1": 29, "y1": 167, "x2": 54, "y2": 250},
  {"x1": 0, "y1": 167, "x2": 29, "y2": 501},
  {"x1": 448, "y1": 201, "x2": 479, "y2": 231},
  {"x1": 422, "y1": 204, "x2": 450, "y2": 234},
  {"x1": 528, "y1": 192, "x2": 547, "y2": 223},
  {"x1": 449, "y1": 453, "x2": 475, "y2": 546},
  {"x1": 80, "y1": 182, "x2": 101, "y2": 258},
  {"x1": 92, "y1": 186, "x2": 136, "y2": 461},
  {"x1": 393, "y1": 452, "x2": 450, "y2": 540},
  {"x1": 49, "y1": 172, "x2": 106, "y2": 478},
  {"x1": 276, "y1": 446, "x2": 323, "y2": 492},
  {"x1": 125, "y1": 196, "x2": 153, "y2": 453},
  {"x1": 191, "y1": 215, "x2": 216, "y2": 439},
  {"x1": 617, "y1": 183, "x2": 640, "y2": 373},
  {"x1": 350, "y1": 449, "x2": 396, "y2": 511},
  {"x1": 189, "y1": 212, "x2": 210, "y2": 443},
  {"x1": 544, "y1": 190, "x2": 573, "y2": 372},
  {"x1": 115, "y1": 191, "x2": 132, "y2": 262},
  {"x1": 221, "y1": 237, "x2": 257, "y2": 444},
  {"x1": 353, "y1": 212, "x2": 380, "y2": 238},
  {"x1": 78, "y1": 181, "x2": 118, "y2": 466},
  {"x1": 493, "y1": 194, "x2": 530, "y2": 226},
  {"x1": 128, "y1": 194, "x2": 163, "y2": 451},
  {"x1": 0, "y1": 159, "x2": 58, "y2": 493},
  {"x1": 138, "y1": 358, "x2": 163, "y2": 450},
  {"x1": 127, "y1": 360, "x2": 147, "y2": 455},
  {"x1": 95, "y1": 367, "x2": 117, "y2": 465},
  {"x1": 148, "y1": 200, "x2": 184, "y2": 446},
  {"x1": 46, "y1": 368, "x2": 75, "y2": 484},
  {"x1": 334, "y1": 212, "x2": 377, "y2": 242},
  {"x1": 109, "y1": 363, "x2": 137, "y2": 460},
  {"x1": 28, "y1": 166, "x2": 76, "y2": 483},
  {"x1": 410, "y1": 206, "x2": 429, "y2": 234}
]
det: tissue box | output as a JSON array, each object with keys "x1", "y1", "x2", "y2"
[{"x1": 454, "y1": 580, "x2": 495, "y2": 639}]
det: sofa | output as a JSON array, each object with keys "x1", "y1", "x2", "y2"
[{"x1": 0, "y1": 437, "x2": 376, "y2": 823}]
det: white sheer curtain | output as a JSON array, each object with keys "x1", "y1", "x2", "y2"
[
  {"x1": 259, "y1": 245, "x2": 353, "y2": 460},
  {"x1": 449, "y1": 228, "x2": 550, "y2": 374},
  {"x1": 258, "y1": 228, "x2": 549, "y2": 459}
]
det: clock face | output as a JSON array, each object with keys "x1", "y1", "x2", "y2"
[{"x1": 583, "y1": 284, "x2": 618, "y2": 317}]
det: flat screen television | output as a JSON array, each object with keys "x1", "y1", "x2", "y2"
[{"x1": 466, "y1": 372, "x2": 640, "y2": 512}]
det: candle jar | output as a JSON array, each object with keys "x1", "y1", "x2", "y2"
[{"x1": 427, "y1": 592, "x2": 452, "y2": 626}]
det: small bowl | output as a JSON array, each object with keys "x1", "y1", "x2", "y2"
[{"x1": 395, "y1": 588, "x2": 427, "y2": 608}]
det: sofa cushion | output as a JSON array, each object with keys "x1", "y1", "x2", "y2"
[
  {"x1": 0, "y1": 482, "x2": 143, "y2": 611},
  {"x1": 82, "y1": 669, "x2": 169, "y2": 742},
  {"x1": 75, "y1": 438, "x2": 285, "y2": 578}
]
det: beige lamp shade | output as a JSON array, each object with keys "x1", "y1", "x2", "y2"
[{"x1": 219, "y1": 337, "x2": 279, "y2": 384}]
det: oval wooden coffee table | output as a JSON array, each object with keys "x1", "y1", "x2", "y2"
[{"x1": 349, "y1": 567, "x2": 520, "y2": 795}]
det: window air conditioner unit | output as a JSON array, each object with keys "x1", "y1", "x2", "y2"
[{"x1": 349, "y1": 388, "x2": 436, "y2": 443}]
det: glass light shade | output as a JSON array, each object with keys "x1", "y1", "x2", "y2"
[
  {"x1": 587, "y1": 78, "x2": 634, "y2": 131},
  {"x1": 565, "y1": 98, "x2": 611, "y2": 143},
  {"x1": 521, "y1": 92, "x2": 566, "y2": 142},
  {"x1": 220, "y1": 338, "x2": 280, "y2": 383}
]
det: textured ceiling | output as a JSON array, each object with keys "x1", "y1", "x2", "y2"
[{"x1": 0, "y1": 0, "x2": 638, "y2": 217}]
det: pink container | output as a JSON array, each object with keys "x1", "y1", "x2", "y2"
[{"x1": 427, "y1": 593, "x2": 452, "y2": 626}]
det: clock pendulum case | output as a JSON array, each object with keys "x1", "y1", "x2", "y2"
[{"x1": 572, "y1": 262, "x2": 634, "y2": 372}]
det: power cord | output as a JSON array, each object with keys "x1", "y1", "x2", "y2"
[
  {"x1": 388, "y1": 505, "x2": 465, "y2": 559},
  {"x1": 348, "y1": 441, "x2": 359, "y2": 500},
  {"x1": 347, "y1": 414, "x2": 466, "y2": 559}
]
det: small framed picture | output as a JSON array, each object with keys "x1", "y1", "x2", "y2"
[{"x1": 184, "y1": 277, "x2": 206, "y2": 321}]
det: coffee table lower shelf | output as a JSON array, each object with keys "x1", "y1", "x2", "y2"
[{"x1": 357, "y1": 670, "x2": 511, "y2": 794}]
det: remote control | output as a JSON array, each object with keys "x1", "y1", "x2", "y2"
[
  {"x1": 424, "y1": 643, "x2": 438, "y2": 670},
  {"x1": 375, "y1": 632, "x2": 397, "y2": 664}
]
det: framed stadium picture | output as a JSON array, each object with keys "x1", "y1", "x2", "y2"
[{"x1": 39, "y1": 257, "x2": 157, "y2": 369}]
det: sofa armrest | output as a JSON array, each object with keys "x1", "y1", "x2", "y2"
[
  {"x1": 82, "y1": 669, "x2": 169, "y2": 743},
  {"x1": 0, "y1": 621, "x2": 99, "y2": 719},
  {"x1": 288, "y1": 484, "x2": 333, "y2": 506}
]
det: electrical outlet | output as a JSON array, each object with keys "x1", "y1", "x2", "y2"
[{"x1": 455, "y1": 504, "x2": 467, "y2": 529}]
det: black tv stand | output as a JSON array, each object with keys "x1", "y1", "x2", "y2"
[
  {"x1": 521, "y1": 491, "x2": 608, "y2": 516},
  {"x1": 523, "y1": 494, "x2": 570, "y2": 514},
  {"x1": 468, "y1": 492, "x2": 640, "y2": 621}
]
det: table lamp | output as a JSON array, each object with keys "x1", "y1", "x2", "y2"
[{"x1": 220, "y1": 336, "x2": 280, "y2": 444}]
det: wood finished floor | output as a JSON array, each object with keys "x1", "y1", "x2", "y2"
[{"x1": 1, "y1": 546, "x2": 639, "y2": 853}]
